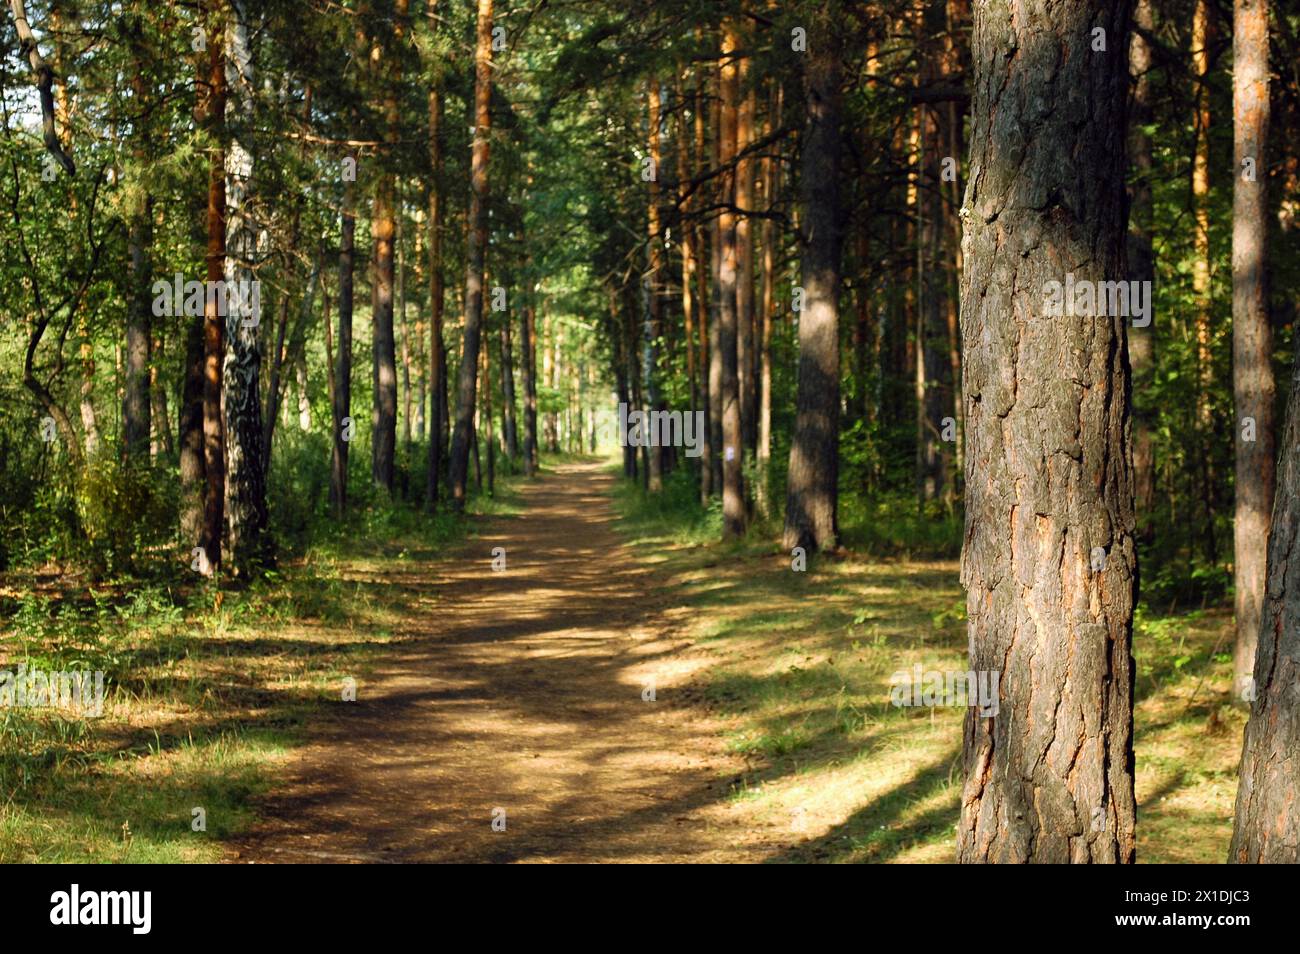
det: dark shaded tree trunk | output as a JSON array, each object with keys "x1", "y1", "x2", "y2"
[
  {"x1": 331, "y1": 168, "x2": 356, "y2": 517},
  {"x1": 957, "y1": 0, "x2": 1137, "y2": 863},
  {"x1": 1230, "y1": 335, "x2": 1300, "y2": 862},
  {"x1": 1127, "y1": 0, "x2": 1156, "y2": 539},
  {"x1": 447, "y1": 0, "x2": 493, "y2": 509},
  {"x1": 643, "y1": 78, "x2": 664, "y2": 492},
  {"x1": 425, "y1": 3, "x2": 445, "y2": 509},
  {"x1": 199, "y1": 11, "x2": 227, "y2": 574},
  {"x1": 782, "y1": 10, "x2": 844, "y2": 553},
  {"x1": 500, "y1": 310, "x2": 518, "y2": 460},
  {"x1": 370, "y1": 10, "x2": 401, "y2": 496},
  {"x1": 123, "y1": 21, "x2": 152, "y2": 459},
  {"x1": 736, "y1": 57, "x2": 756, "y2": 458},
  {"x1": 521, "y1": 300, "x2": 539, "y2": 476},
  {"x1": 718, "y1": 26, "x2": 745, "y2": 537},
  {"x1": 180, "y1": 314, "x2": 206, "y2": 542},
  {"x1": 1231, "y1": 0, "x2": 1274, "y2": 704}
]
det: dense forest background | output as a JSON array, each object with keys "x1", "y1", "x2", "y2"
[{"x1": 2, "y1": 0, "x2": 1299, "y2": 863}]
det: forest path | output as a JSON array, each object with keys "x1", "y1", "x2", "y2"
[{"x1": 228, "y1": 460, "x2": 770, "y2": 863}]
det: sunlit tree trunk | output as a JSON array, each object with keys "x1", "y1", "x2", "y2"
[
  {"x1": 1231, "y1": 0, "x2": 1274, "y2": 704},
  {"x1": 958, "y1": 0, "x2": 1136, "y2": 863}
]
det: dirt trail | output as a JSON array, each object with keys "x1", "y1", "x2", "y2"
[{"x1": 230, "y1": 461, "x2": 772, "y2": 863}]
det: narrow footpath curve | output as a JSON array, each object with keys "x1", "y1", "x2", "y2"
[{"x1": 228, "y1": 460, "x2": 774, "y2": 862}]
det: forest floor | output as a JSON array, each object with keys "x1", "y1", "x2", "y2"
[{"x1": 0, "y1": 458, "x2": 1247, "y2": 863}]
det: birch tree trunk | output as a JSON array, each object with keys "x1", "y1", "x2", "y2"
[{"x1": 222, "y1": 0, "x2": 270, "y2": 574}]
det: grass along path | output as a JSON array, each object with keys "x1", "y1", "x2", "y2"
[
  {"x1": 1, "y1": 457, "x2": 1246, "y2": 863},
  {"x1": 611, "y1": 470, "x2": 1248, "y2": 864}
]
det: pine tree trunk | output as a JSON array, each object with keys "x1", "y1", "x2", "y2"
[
  {"x1": 718, "y1": 26, "x2": 745, "y2": 537},
  {"x1": 643, "y1": 78, "x2": 664, "y2": 492},
  {"x1": 782, "y1": 11, "x2": 843, "y2": 553},
  {"x1": 199, "y1": 6, "x2": 227, "y2": 574},
  {"x1": 957, "y1": 0, "x2": 1137, "y2": 863},
  {"x1": 448, "y1": 0, "x2": 493, "y2": 508},
  {"x1": 500, "y1": 310, "x2": 518, "y2": 460},
  {"x1": 736, "y1": 58, "x2": 756, "y2": 458},
  {"x1": 425, "y1": 3, "x2": 445, "y2": 508},
  {"x1": 1230, "y1": 336, "x2": 1300, "y2": 862},
  {"x1": 1231, "y1": 0, "x2": 1274, "y2": 705},
  {"x1": 331, "y1": 167, "x2": 356, "y2": 517},
  {"x1": 521, "y1": 299, "x2": 539, "y2": 476},
  {"x1": 1127, "y1": 0, "x2": 1156, "y2": 538},
  {"x1": 124, "y1": 22, "x2": 152, "y2": 459}
]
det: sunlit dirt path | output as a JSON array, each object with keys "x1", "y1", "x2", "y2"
[{"x1": 228, "y1": 460, "x2": 776, "y2": 863}]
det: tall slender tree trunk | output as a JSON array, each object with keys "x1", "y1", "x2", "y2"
[
  {"x1": 500, "y1": 307, "x2": 518, "y2": 460},
  {"x1": 708, "y1": 66, "x2": 724, "y2": 498},
  {"x1": 1230, "y1": 336, "x2": 1300, "y2": 862},
  {"x1": 447, "y1": 0, "x2": 493, "y2": 508},
  {"x1": 1128, "y1": 0, "x2": 1156, "y2": 539},
  {"x1": 736, "y1": 55, "x2": 756, "y2": 458},
  {"x1": 757, "y1": 82, "x2": 781, "y2": 517},
  {"x1": 180, "y1": 313, "x2": 206, "y2": 541},
  {"x1": 1191, "y1": 0, "x2": 1218, "y2": 563},
  {"x1": 369, "y1": 4, "x2": 404, "y2": 495},
  {"x1": 521, "y1": 299, "x2": 538, "y2": 476},
  {"x1": 643, "y1": 78, "x2": 664, "y2": 492},
  {"x1": 399, "y1": 212, "x2": 413, "y2": 456},
  {"x1": 957, "y1": 0, "x2": 1136, "y2": 863},
  {"x1": 425, "y1": 2, "x2": 445, "y2": 509},
  {"x1": 718, "y1": 28, "x2": 744, "y2": 537},
  {"x1": 1231, "y1": 0, "x2": 1274, "y2": 703},
  {"x1": 782, "y1": 11, "x2": 842, "y2": 553},
  {"x1": 481, "y1": 333, "x2": 495, "y2": 494},
  {"x1": 124, "y1": 17, "x2": 152, "y2": 459},
  {"x1": 331, "y1": 164, "x2": 356, "y2": 517},
  {"x1": 199, "y1": 9, "x2": 227, "y2": 574},
  {"x1": 222, "y1": 0, "x2": 270, "y2": 574}
]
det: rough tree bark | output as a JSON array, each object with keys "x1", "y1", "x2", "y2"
[
  {"x1": 643, "y1": 78, "x2": 664, "y2": 492},
  {"x1": 1127, "y1": 0, "x2": 1156, "y2": 539},
  {"x1": 1231, "y1": 0, "x2": 1273, "y2": 705},
  {"x1": 197, "y1": 4, "x2": 227, "y2": 575},
  {"x1": 369, "y1": 1, "x2": 406, "y2": 495},
  {"x1": 1230, "y1": 336, "x2": 1300, "y2": 862},
  {"x1": 447, "y1": 0, "x2": 493, "y2": 508},
  {"x1": 957, "y1": 0, "x2": 1137, "y2": 863},
  {"x1": 425, "y1": 0, "x2": 445, "y2": 508},
  {"x1": 222, "y1": 0, "x2": 270, "y2": 574},
  {"x1": 782, "y1": 9, "x2": 844, "y2": 553},
  {"x1": 331, "y1": 161, "x2": 356, "y2": 517},
  {"x1": 718, "y1": 25, "x2": 745, "y2": 538}
]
